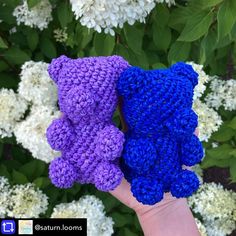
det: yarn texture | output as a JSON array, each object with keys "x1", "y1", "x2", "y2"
[
  {"x1": 117, "y1": 62, "x2": 204, "y2": 205},
  {"x1": 47, "y1": 55, "x2": 129, "y2": 191}
]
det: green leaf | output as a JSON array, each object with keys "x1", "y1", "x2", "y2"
[
  {"x1": 0, "y1": 36, "x2": 8, "y2": 48},
  {"x1": 0, "y1": 164, "x2": 11, "y2": 179},
  {"x1": 57, "y1": 1, "x2": 73, "y2": 28},
  {"x1": 27, "y1": 0, "x2": 40, "y2": 8},
  {"x1": 33, "y1": 177, "x2": 51, "y2": 188},
  {"x1": 152, "y1": 63, "x2": 166, "y2": 69},
  {"x1": 229, "y1": 158, "x2": 236, "y2": 182},
  {"x1": 4, "y1": 47, "x2": 30, "y2": 65},
  {"x1": 111, "y1": 212, "x2": 131, "y2": 227},
  {"x1": 168, "y1": 41, "x2": 191, "y2": 64},
  {"x1": 206, "y1": 144, "x2": 234, "y2": 160},
  {"x1": 124, "y1": 24, "x2": 144, "y2": 54},
  {"x1": 40, "y1": 38, "x2": 57, "y2": 59},
  {"x1": 199, "y1": 30, "x2": 217, "y2": 64},
  {"x1": 116, "y1": 44, "x2": 130, "y2": 62},
  {"x1": 153, "y1": 25, "x2": 171, "y2": 51},
  {"x1": 211, "y1": 124, "x2": 235, "y2": 142},
  {"x1": 19, "y1": 160, "x2": 46, "y2": 181},
  {"x1": 178, "y1": 11, "x2": 213, "y2": 42},
  {"x1": 94, "y1": 33, "x2": 115, "y2": 56},
  {"x1": 198, "y1": 0, "x2": 224, "y2": 8},
  {"x1": 201, "y1": 155, "x2": 231, "y2": 168},
  {"x1": 26, "y1": 30, "x2": 39, "y2": 51},
  {"x1": 217, "y1": 0, "x2": 236, "y2": 41},
  {"x1": 12, "y1": 170, "x2": 28, "y2": 184},
  {"x1": 228, "y1": 116, "x2": 236, "y2": 129},
  {"x1": 0, "y1": 72, "x2": 19, "y2": 89}
]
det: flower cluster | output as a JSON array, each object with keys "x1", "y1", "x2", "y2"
[
  {"x1": 18, "y1": 61, "x2": 58, "y2": 108},
  {"x1": 187, "y1": 62, "x2": 222, "y2": 142},
  {"x1": 205, "y1": 77, "x2": 236, "y2": 111},
  {"x1": 193, "y1": 100, "x2": 222, "y2": 142},
  {"x1": 195, "y1": 218, "x2": 208, "y2": 236},
  {"x1": 13, "y1": 0, "x2": 52, "y2": 30},
  {"x1": 0, "y1": 176, "x2": 48, "y2": 218},
  {"x1": 0, "y1": 89, "x2": 27, "y2": 138},
  {"x1": 188, "y1": 182, "x2": 236, "y2": 236},
  {"x1": 0, "y1": 177, "x2": 10, "y2": 218},
  {"x1": 54, "y1": 28, "x2": 68, "y2": 43},
  {"x1": 51, "y1": 195, "x2": 114, "y2": 236},
  {"x1": 14, "y1": 106, "x2": 60, "y2": 163},
  {"x1": 70, "y1": 0, "x2": 175, "y2": 35},
  {"x1": 187, "y1": 62, "x2": 211, "y2": 100}
]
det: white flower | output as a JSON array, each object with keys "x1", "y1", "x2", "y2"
[
  {"x1": 18, "y1": 61, "x2": 58, "y2": 108},
  {"x1": 7, "y1": 183, "x2": 48, "y2": 218},
  {"x1": 195, "y1": 218, "x2": 208, "y2": 236},
  {"x1": 0, "y1": 176, "x2": 10, "y2": 218},
  {"x1": 51, "y1": 195, "x2": 114, "y2": 236},
  {"x1": 14, "y1": 106, "x2": 61, "y2": 163},
  {"x1": 13, "y1": 0, "x2": 52, "y2": 30},
  {"x1": 193, "y1": 100, "x2": 222, "y2": 142},
  {"x1": 187, "y1": 62, "x2": 210, "y2": 100},
  {"x1": 54, "y1": 28, "x2": 68, "y2": 43},
  {"x1": 205, "y1": 77, "x2": 236, "y2": 111},
  {"x1": 188, "y1": 183, "x2": 236, "y2": 236},
  {"x1": 0, "y1": 89, "x2": 27, "y2": 138},
  {"x1": 70, "y1": 0, "x2": 175, "y2": 35}
]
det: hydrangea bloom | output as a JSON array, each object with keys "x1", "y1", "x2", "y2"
[
  {"x1": 0, "y1": 88, "x2": 27, "y2": 138},
  {"x1": 205, "y1": 77, "x2": 236, "y2": 111},
  {"x1": 187, "y1": 62, "x2": 210, "y2": 100},
  {"x1": 51, "y1": 195, "x2": 114, "y2": 236},
  {"x1": 117, "y1": 62, "x2": 204, "y2": 205},
  {"x1": 195, "y1": 218, "x2": 207, "y2": 236},
  {"x1": 14, "y1": 106, "x2": 60, "y2": 163},
  {"x1": 70, "y1": 0, "x2": 175, "y2": 35},
  {"x1": 0, "y1": 176, "x2": 10, "y2": 218},
  {"x1": 188, "y1": 183, "x2": 236, "y2": 236},
  {"x1": 54, "y1": 28, "x2": 68, "y2": 43},
  {"x1": 13, "y1": 0, "x2": 52, "y2": 30},
  {"x1": 7, "y1": 183, "x2": 48, "y2": 218},
  {"x1": 193, "y1": 100, "x2": 222, "y2": 142},
  {"x1": 18, "y1": 61, "x2": 58, "y2": 108}
]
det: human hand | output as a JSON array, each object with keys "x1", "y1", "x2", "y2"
[{"x1": 110, "y1": 177, "x2": 200, "y2": 236}]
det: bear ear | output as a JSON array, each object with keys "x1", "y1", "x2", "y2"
[
  {"x1": 170, "y1": 62, "x2": 199, "y2": 88},
  {"x1": 48, "y1": 55, "x2": 70, "y2": 83},
  {"x1": 117, "y1": 66, "x2": 144, "y2": 97}
]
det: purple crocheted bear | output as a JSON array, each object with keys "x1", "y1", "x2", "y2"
[
  {"x1": 46, "y1": 55, "x2": 129, "y2": 191},
  {"x1": 117, "y1": 62, "x2": 204, "y2": 205}
]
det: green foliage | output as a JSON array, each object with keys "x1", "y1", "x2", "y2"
[{"x1": 0, "y1": 0, "x2": 236, "y2": 233}]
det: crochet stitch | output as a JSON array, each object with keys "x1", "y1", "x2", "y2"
[
  {"x1": 47, "y1": 55, "x2": 129, "y2": 191},
  {"x1": 117, "y1": 62, "x2": 204, "y2": 205}
]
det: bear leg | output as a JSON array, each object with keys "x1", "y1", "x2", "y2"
[
  {"x1": 170, "y1": 169, "x2": 199, "y2": 198},
  {"x1": 131, "y1": 177, "x2": 164, "y2": 205},
  {"x1": 93, "y1": 161, "x2": 123, "y2": 191},
  {"x1": 49, "y1": 157, "x2": 79, "y2": 188}
]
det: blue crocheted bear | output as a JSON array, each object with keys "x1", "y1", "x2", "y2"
[{"x1": 117, "y1": 62, "x2": 204, "y2": 205}]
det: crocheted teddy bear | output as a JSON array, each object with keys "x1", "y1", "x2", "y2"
[
  {"x1": 117, "y1": 62, "x2": 204, "y2": 205},
  {"x1": 46, "y1": 55, "x2": 129, "y2": 191}
]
